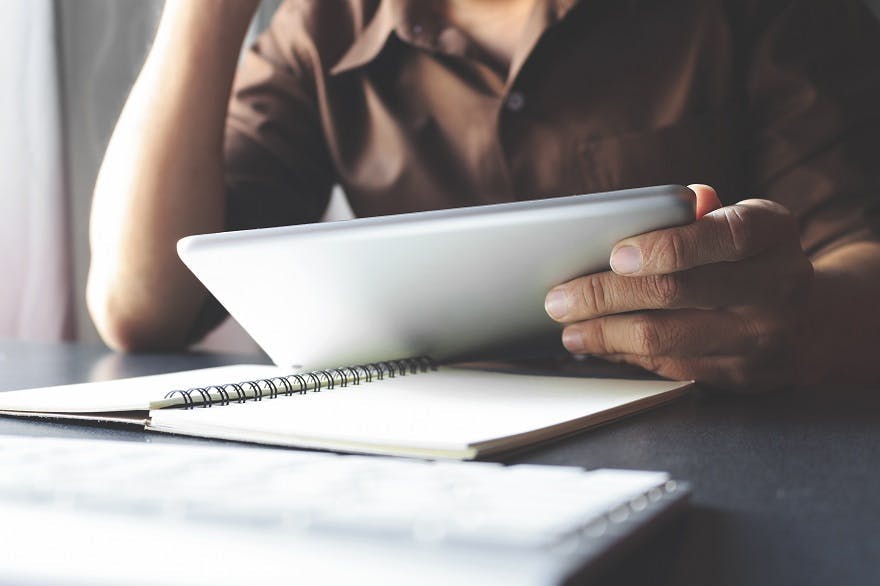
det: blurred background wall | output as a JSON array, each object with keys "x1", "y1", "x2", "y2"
[{"x1": 0, "y1": 0, "x2": 878, "y2": 354}]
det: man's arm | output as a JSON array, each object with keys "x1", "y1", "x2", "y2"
[
  {"x1": 87, "y1": 0, "x2": 260, "y2": 351},
  {"x1": 804, "y1": 240, "x2": 880, "y2": 384}
]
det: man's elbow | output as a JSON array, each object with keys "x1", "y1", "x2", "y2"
[{"x1": 86, "y1": 277, "x2": 188, "y2": 353}]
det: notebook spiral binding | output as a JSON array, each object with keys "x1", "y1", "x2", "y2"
[{"x1": 163, "y1": 356, "x2": 437, "y2": 410}]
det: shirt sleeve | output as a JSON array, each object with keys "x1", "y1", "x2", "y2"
[
  {"x1": 745, "y1": 0, "x2": 880, "y2": 258},
  {"x1": 224, "y1": 5, "x2": 335, "y2": 231},
  {"x1": 188, "y1": 4, "x2": 336, "y2": 343}
]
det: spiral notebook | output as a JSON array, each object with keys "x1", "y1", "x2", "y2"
[{"x1": 0, "y1": 358, "x2": 690, "y2": 459}]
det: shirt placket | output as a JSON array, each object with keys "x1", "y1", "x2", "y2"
[{"x1": 396, "y1": 0, "x2": 580, "y2": 201}]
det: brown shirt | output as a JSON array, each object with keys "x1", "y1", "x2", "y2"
[
  {"x1": 225, "y1": 0, "x2": 880, "y2": 252},
  {"x1": 203, "y1": 0, "x2": 880, "y2": 336}
]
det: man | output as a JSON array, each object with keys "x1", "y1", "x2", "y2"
[{"x1": 88, "y1": 0, "x2": 880, "y2": 390}]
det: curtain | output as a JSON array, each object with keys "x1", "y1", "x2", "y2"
[{"x1": 0, "y1": 0, "x2": 73, "y2": 341}]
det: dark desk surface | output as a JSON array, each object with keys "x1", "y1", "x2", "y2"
[{"x1": 1, "y1": 339, "x2": 878, "y2": 586}]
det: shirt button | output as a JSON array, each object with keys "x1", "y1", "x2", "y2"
[
  {"x1": 412, "y1": 24, "x2": 423, "y2": 35},
  {"x1": 506, "y1": 91, "x2": 526, "y2": 112}
]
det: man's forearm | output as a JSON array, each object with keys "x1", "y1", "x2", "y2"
[
  {"x1": 88, "y1": 0, "x2": 260, "y2": 350},
  {"x1": 801, "y1": 240, "x2": 880, "y2": 384}
]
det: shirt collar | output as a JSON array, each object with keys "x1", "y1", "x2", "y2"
[
  {"x1": 330, "y1": 0, "x2": 397, "y2": 75},
  {"x1": 330, "y1": 0, "x2": 583, "y2": 76}
]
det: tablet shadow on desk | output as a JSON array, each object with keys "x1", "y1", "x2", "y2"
[{"x1": 86, "y1": 350, "x2": 270, "y2": 382}]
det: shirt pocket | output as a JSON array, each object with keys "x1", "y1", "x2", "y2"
[{"x1": 577, "y1": 108, "x2": 746, "y2": 200}]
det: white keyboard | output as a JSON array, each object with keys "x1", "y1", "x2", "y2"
[{"x1": 0, "y1": 435, "x2": 687, "y2": 586}]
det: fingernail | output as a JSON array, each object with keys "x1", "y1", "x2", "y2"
[
  {"x1": 562, "y1": 328, "x2": 583, "y2": 352},
  {"x1": 610, "y1": 245, "x2": 642, "y2": 274},
  {"x1": 544, "y1": 289, "x2": 569, "y2": 320}
]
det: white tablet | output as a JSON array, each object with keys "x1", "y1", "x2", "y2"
[{"x1": 178, "y1": 185, "x2": 695, "y2": 370}]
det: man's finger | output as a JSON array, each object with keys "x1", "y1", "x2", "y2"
[
  {"x1": 545, "y1": 248, "x2": 809, "y2": 321},
  {"x1": 599, "y1": 352, "x2": 791, "y2": 392},
  {"x1": 689, "y1": 184, "x2": 722, "y2": 219},
  {"x1": 609, "y1": 199, "x2": 798, "y2": 276},
  {"x1": 560, "y1": 309, "x2": 756, "y2": 358}
]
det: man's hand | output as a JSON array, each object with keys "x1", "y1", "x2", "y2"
[{"x1": 544, "y1": 185, "x2": 815, "y2": 390}]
